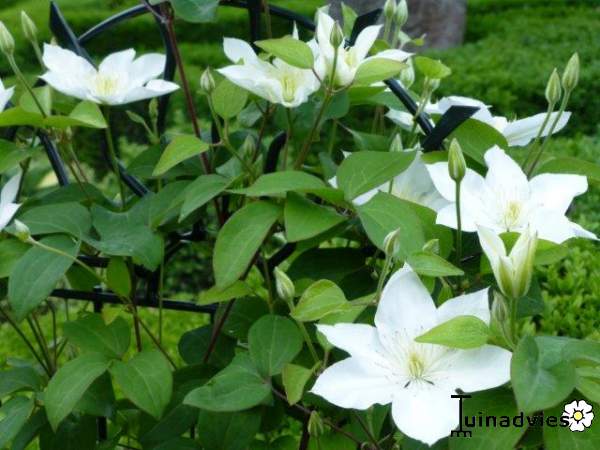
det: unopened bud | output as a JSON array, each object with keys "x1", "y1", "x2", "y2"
[
  {"x1": 399, "y1": 59, "x2": 415, "y2": 88},
  {"x1": 383, "y1": 228, "x2": 401, "y2": 256},
  {"x1": 200, "y1": 67, "x2": 216, "y2": 94},
  {"x1": 422, "y1": 239, "x2": 440, "y2": 255},
  {"x1": 148, "y1": 98, "x2": 158, "y2": 123},
  {"x1": 0, "y1": 21, "x2": 15, "y2": 56},
  {"x1": 274, "y1": 266, "x2": 295, "y2": 303},
  {"x1": 330, "y1": 21, "x2": 344, "y2": 48},
  {"x1": 562, "y1": 53, "x2": 579, "y2": 92},
  {"x1": 14, "y1": 220, "x2": 31, "y2": 243},
  {"x1": 308, "y1": 411, "x2": 325, "y2": 437},
  {"x1": 396, "y1": 0, "x2": 409, "y2": 27},
  {"x1": 545, "y1": 68, "x2": 561, "y2": 106},
  {"x1": 241, "y1": 134, "x2": 256, "y2": 156},
  {"x1": 428, "y1": 78, "x2": 440, "y2": 92},
  {"x1": 448, "y1": 139, "x2": 466, "y2": 183},
  {"x1": 384, "y1": 0, "x2": 397, "y2": 20},
  {"x1": 20, "y1": 11, "x2": 37, "y2": 43},
  {"x1": 390, "y1": 134, "x2": 403, "y2": 152}
]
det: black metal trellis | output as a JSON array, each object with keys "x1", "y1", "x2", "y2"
[{"x1": 12, "y1": 2, "x2": 479, "y2": 318}]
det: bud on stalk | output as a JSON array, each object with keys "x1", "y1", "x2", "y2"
[
  {"x1": 383, "y1": 228, "x2": 401, "y2": 257},
  {"x1": 545, "y1": 68, "x2": 561, "y2": 106},
  {"x1": 0, "y1": 21, "x2": 15, "y2": 56},
  {"x1": 200, "y1": 67, "x2": 216, "y2": 94},
  {"x1": 274, "y1": 266, "x2": 295, "y2": 303},
  {"x1": 20, "y1": 11, "x2": 37, "y2": 44},
  {"x1": 448, "y1": 139, "x2": 466, "y2": 183},
  {"x1": 384, "y1": 0, "x2": 397, "y2": 20},
  {"x1": 396, "y1": 0, "x2": 409, "y2": 27},
  {"x1": 390, "y1": 133, "x2": 403, "y2": 152},
  {"x1": 329, "y1": 21, "x2": 344, "y2": 49},
  {"x1": 562, "y1": 53, "x2": 579, "y2": 93},
  {"x1": 14, "y1": 220, "x2": 31, "y2": 243}
]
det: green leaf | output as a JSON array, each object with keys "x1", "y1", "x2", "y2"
[
  {"x1": 110, "y1": 350, "x2": 173, "y2": 420},
  {"x1": 213, "y1": 201, "x2": 281, "y2": 288},
  {"x1": 255, "y1": 36, "x2": 315, "y2": 69},
  {"x1": 248, "y1": 315, "x2": 303, "y2": 377},
  {"x1": 543, "y1": 399, "x2": 600, "y2": 450},
  {"x1": 0, "y1": 396, "x2": 34, "y2": 449},
  {"x1": 0, "y1": 366, "x2": 43, "y2": 397},
  {"x1": 198, "y1": 281, "x2": 252, "y2": 306},
  {"x1": 511, "y1": 336, "x2": 576, "y2": 414},
  {"x1": 106, "y1": 257, "x2": 131, "y2": 297},
  {"x1": 11, "y1": 409, "x2": 47, "y2": 450},
  {"x1": 74, "y1": 373, "x2": 115, "y2": 418},
  {"x1": 0, "y1": 139, "x2": 37, "y2": 173},
  {"x1": 233, "y1": 171, "x2": 325, "y2": 197},
  {"x1": 282, "y1": 363, "x2": 314, "y2": 405},
  {"x1": 354, "y1": 58, "x2": 406, "y2": 85},
  {"x1": 66, "y1": 101, "x2": 107, "y2": 129},
  {"x1": 292, "y1": 279, "x2": 347, "y2": 322},
  {"x1": 414, "y1": 56, "x2": 451, "y2": 79},
  {"x1": 449, "y1": 119, "x2": 508, "y2": 164},
  {"x1": 347, "y1": 128, "x2": 391, "y2": 152},
  {"x1": 9, "y1": 235, "x2": 79, "y2": 321},
  {"x1": 0, "y1": 238, "x2": 28, "y2": 278},
  {"x1": 45, "y1": 353, "x2": 110, "y2": 430},
  {"x1": 170, "y1": 0, "x2": 219, "y2": 23},
  {"x1": 178, "y1": 325, "x2": 235, "y2": 367},
  {"x1": 19, "y1": 202, "x2": 91, "y2": 238},
  {"x1": 415, "y1": 315, "x2": 489, "y2": 349},
  {"x1": 88, "y1": 205, "x2": 164, "y2": 271},
  {"x1": 197, "y1": 409, "x2": 262, "y2": 450},
  {"x1": 537, "y1": 156, "x2": 600, "y2": 182},
  {"x1": 20, "y1": 86, "x2": 52, "y2": 116},
  {"x1": 39, "y1": 414, "x2": 96, "y2": 450},
  {"x1": 63, "y1": 314, "x2": 130, "y2": 359},
  {"x1": 184, "y1": 353, "x2": 271, "y2": 412},
  {"x1": 153, "y1": 135, "x2": 209, "y2": 176},
  {"x1": 0, "y1": 107, "x2": 44, "y2": 127},
  {"x1": 284, "y1": 193, "x2": 345, "y2": 242},
  {"x1": 337, "y1": 151, "x2": 416, "y2": 201},
  {"x1": 212, "y1": 78, "x2": 249, "y2": 119},
  {"x1": 180, "y1": 174, "x2": 230, "y2": 221},
  {"x1": 341, "y1": 2, "x2": 358, "y2": 36},
  {"x1": 407, "y1": 251, "x2": 464, "y2": 277}
]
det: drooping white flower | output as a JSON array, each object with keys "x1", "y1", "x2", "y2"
[
  {"x1": 0, "y1": 171, "x2": 22, "y2": 232},
  {"x1": 329, "y1": 151, "x2": 448, "y2": 211},
  {"x1": 218, "y1": 32, "x2": 320, "y2": 108},
  {"x1": 426, "y1": 146, "x2": 597, "y2": 244},
  {"x1": 312, "y1": 9, "x2": 411, "y2": 87},
  {"x1": 427, "y1": 95, "x2": 571, "y2": 147},
  {"x1": 40, "y1": 44, "x2": 179, "y2": 105},
  {"x1": 477, "y1": 226, "x2": 538, "y2": 299},
  {"x1": 562, "y1": 400, "x2": 594, "y2": 432},
  {"x1": 311, "y1": 265, "x2": 512, "y2": 446},
  {"x1": 0, "y1": 77, "x2": 15, "y2": 112}
]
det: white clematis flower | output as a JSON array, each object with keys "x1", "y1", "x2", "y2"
[
  {"x1": 426, "y1": 146, "x2": 597, "y2": 244},
  {"x1": 40, "y1": 44, "x2": 179, "y2": 105},
  {"x1": 328, "y1": 151, "x2": 448, "y2": 211},
  {"x1": 0, "y1": 171, "x2": 22, "y2": 232},
  {"x1": 311, "y1": 265, "x2": 512, "y2": 446},
  {"x1": 312, "y1": 9, "x2": 411, "y2": 86},
  {"x1": 427, "y1": 96, "x2": 571, "y2": 147},
  {"x1": 218, "y1": 32, "x2": 320, "y2": 108},
  {"x1": 477, "y1": 226, "x2": 538, "y2": 299},
  {"x1": 0, "y1": 77, "x2": 15, "y2": 112}
]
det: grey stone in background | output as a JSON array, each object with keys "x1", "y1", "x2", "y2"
[{"x1": 328, "y1": 0, "x2": 467, "y2": 49}]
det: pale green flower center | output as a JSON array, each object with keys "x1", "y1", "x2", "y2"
[
  {"x1": 344, "y1": 48, "x2": 358, "y2": 68},
  {"x1": 407, "y1": 352, "x2": 426, "y2": 380},
  {"x1": 280, "y1": 74, "x2": 297, "y2": 103},
  {"x1": 503, "y1": 200, "x2": 522, "y2": 230},
  {"x1": 93, "y1": 74, "x2": 121, "y2": 97}
]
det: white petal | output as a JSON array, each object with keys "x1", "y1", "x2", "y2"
[
  {"x1": 353, "y1": 25, "x2": 382, "y2": 62},
  {"x1": 439, "y1": 345, "x2": 512, "y2": 392},
  {"x1": 1, "y1": 171, "x2": 22, "y2": 205},
  {"x1": 528, "y1": 209, "x2": 580, "y2": 244},
  {"x1": 503, "y1": 112, "x2": 571, "y2": 147},
  {"x1": 435, "y1": 202, "x2": 479, "y2": 232},
  {"x1": 42, "y1": 43, "x2": 96, "y2": 79},
  {"x1": 0, "y1": 85, "x2": 14, "y2": 112},
  {"x1": 476, "y1": 225, "x2": 506, "y2": 275},
  {"x1": 367, "y1": 48, "x2": 412, "y2": 64},
  {"x1": 483, "y1": 146, "x2": 529, "y2": 199},
  {"x1": 311, "y1": 357, "x2": 394, "y2": 409},
  {"x1": 386, "y1": 109, "x2": 415, "y2": 129},
  {"x1": 129, "y1": 53, "x2": 167, "y2": 85},
  {"x1": 436, "y1": 288, "x2": 491, "y2": 325},
  {"x1": 391, "y1": 383, "x2": 458, "y2": 446},
  {"x1": 569, "y1": 221, "x2": 598, "y2": 240},
  {"x1": 436, "y1": 96, "x2": 494, "y2": 124},
  {"x1": 316, "y1": 323, "x2": 386, "y2": 363},
  {"x1": 121, "y1": 80, "x2": 179, "y2": 104},
  {"x1": 223, "y1": 38, "x2": 257, "y2": 64},
  {"x1": 529, "y1": 173, "x2": 588, "y2": 214},
  {"x1": 40, "y1": 71, "x2": 89, "y2": 102},
  {"x1": 0, "y1": 202, "x2": 20, "y2": 231},
  {"x1": 218, "y1": 65, "x2": 280, "y2": 104},
  {"x1": 375, "y1": 265, "x2": 437, "y2": 338},
  {"x1": 98, "y1": 49, "x2": 136, "y2": 74}
]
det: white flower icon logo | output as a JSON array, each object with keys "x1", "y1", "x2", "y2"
[{"x1": 562, "y1": 400, "x2": 594, "y2": 432}]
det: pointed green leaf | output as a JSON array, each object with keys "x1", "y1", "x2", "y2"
[
  {"x1": 63, "y1": 314, "x2": 130, "y2": 358},
  {"x1": 211, "y1": 78, "x2": 249, "y2": 119},
  {"x1": 153, "y1": 135, "x2": 209, "y2": 176},
  {"x1": 180, "y1": 174, "x2": 230, "y2": 221},
  {"x1": 284, "y1": 193, "x2": 345, "y2": 242},
  {"x1": 0, "y1": 396, "x2": 34, "y2": 449},
  {"x1": 282, "y1": 363, "x2": 314, "y2": 405},
  {"x1": 292, "y1": 279, "x2": 347, "y2": 322},
  {"x1": 233, "y1": 171, "x2": 325, "y2": 197},
  {"x1": 415, "y1": 315, "x2": 489, "y2": 349},
  {"x1": 255, "y1": 36, "x2": 315, "y2": 69},
  {"x1": 106, "y1": 257, "x2": 132, "y2": 297},
  {"x1": 407, "y1": 251, "x2": 464, "y2": 277},
  {"x1": 354, "y1": 58, "x2": 406, "y2": 85},
  {"x1": 19, "y1": 202, "x2": 91, "y2": 238}
]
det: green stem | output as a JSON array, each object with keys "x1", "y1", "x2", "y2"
[
  {"x1": 282, "y1": 108, "x2": 293, "y2": 170},
  {"x1": 375, "y1": 253, "x2": 393, "y2": 301},
  {"x1": 261, "y1": 251, "x2": 274, "y2": 313},
  {"x1": 455, "y1": 181, "x2": 462, "y2": 266},
  {"x1": 521, "y1": 103, "x2": 554, "y2": 171},
  {"x1": 285, "y1": 298, "x2": 320, "y2": 365},
  {"x1": 509, "y1": 295, "x2": 519, "y2": 348},
  {"x1": 103, "y1": 107, "x2": 127, "y2": 209},
  {"x1": 407, "y1": 79, "x2": 433, "y2": 148},
  {"x1": 26, "y1": 316, "x2": 54, "y2": 374},
  {"x1": 7, "y1": 55, "x2": 46, "y2": 117}
]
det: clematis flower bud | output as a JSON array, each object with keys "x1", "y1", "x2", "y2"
[
  {"x1": 396, "y1": 0, "x2": 409, "y2": 27},
  {"x1": 329, "y1": 21, "x2": 345, "y2": 49},
  {"x1": 308, "y1": 411, "x2": 325, "y2": 437},
  {"x1": 545, "y1": 68, "x2": 561, "y2": 106},
  {"x1": 390, "y1": 133, "x2": 403, "y2": 152},
  {"x1": 274, "y1": 266, "x2": 295, "y2": 303},
  {"x1": 200, "y1": 67, "x2": 216, "y2": 94},
  {"x1": 14, "y1": 220, "x2": 31, "y2": 243},
  {"x1": 422, "y1": 238, "x2": 440, "y2": 255},
  {"x1": 20, "y1": 11, "x2": 37, "y2": 44},
  {"x1": 399, "y1": 59, "x2": 415, "y2": 88},
  {"x1": 0, "y1": 21, "x2": 15, "y2": 56},
  {"x1": 562, "y1": 53, "x2": 579, "y2": 93},
  {"x1": 447, "y1": 139, "x2": 466, "y2": 183},
  {"x1": 241, "y1": 134, "x2": 256, "y2": 156},
  {"x1": 383, "y1": 228, "x2": 401, "y2": 256},
  {"x1": 384, "y1": 0, "x2": 397, "y2": 20}
]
